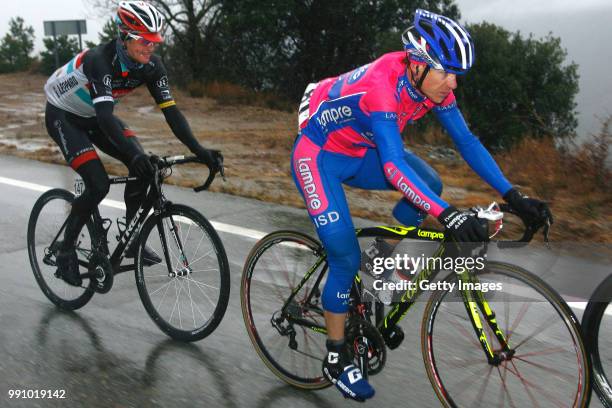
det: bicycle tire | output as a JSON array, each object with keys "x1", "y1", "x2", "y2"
[
  {"x1": 241, "y1": 230, "x2": 331, "y2": 390},
  {"x1": 582, "y1": 274, "x2": 612, "y2": 408},
  {"x1": 421, "y1": 261, "x2": 591, "y2": 408},
  {"x1": 27, "y1": 188, "x2": 95, "y2": 310},
  {"x1": 135, "y1": 203, "x2": 230, "y2": 342}
]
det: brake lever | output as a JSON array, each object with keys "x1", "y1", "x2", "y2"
[
  {"x1": 219, "y1": 164, "x2": 227, "y2": 182},
  {"x1": 216, "y1": 154, "x2": 227, "y2": 182},
  {"x1": 542, "y1": 218, "x2": 551, "y2": 249}
]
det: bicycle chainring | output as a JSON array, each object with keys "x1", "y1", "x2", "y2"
[
  {"x1": 89, "y1": 252, "x2": 114, "y2": 294},
  {"x1": 345, "y1": 317, "x2": 387, "y2": 376}
]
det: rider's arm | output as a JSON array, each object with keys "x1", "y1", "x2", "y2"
[
  {"x1": 145, "y1": 60, "x2": 207, "y2": 154},
  {"x1": 160, "y1": 105, "x2": 206, "y2": 154},
  {"x1": 84, "y1": 56, "x2": 142, "y2": 158},
  {"x1": 434, "y1": 105, "x2": 512, "y2": 195},
  {"x1": 371, "y1": 112, "x2": 449, "y2": 218},
  {"x1": 94, "y1": 103, "x2": 142, "y2": 158}
]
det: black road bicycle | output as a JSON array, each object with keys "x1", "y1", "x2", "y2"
[
  {"x1": 582, "y1": 273, "x2": 612, "y2": 407},
  {"x1": 27, "y1": 155, "x2": 230, "y2": 342},
  {"x1": 241, "y1": 204, "x2": 591, "y2": 407}
]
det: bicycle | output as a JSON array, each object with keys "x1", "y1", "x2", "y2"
[
  {"x1": 241, "y1": 203, "x2": 591, "y2": 407},
  {"x1": 27, "y1": 155, "x2": 230, "y2": 342},
  {"x1": 582, "y1": 273, "x2": 612, "y2": 407}
]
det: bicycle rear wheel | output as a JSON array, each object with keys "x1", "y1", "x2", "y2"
[
  {"x1": 241, "y1": 230, "x2": 330, "y2": 389},
  {"x1": 27, "y1": 188, "x2": 94, "y2": 310},
  {"x1": 582, "y1": 275, "x2": 612, "y2": 408},
  {"x1": 422, "y1": 261, "x2": 590, "y2": 408},
  {"x1": 135, "y1": 204, "x2": 230, "y2": 342}
]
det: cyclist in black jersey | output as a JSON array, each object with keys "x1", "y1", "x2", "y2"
[{"x1": 44, "y1": 1, "x2": 222, "y2": 286}]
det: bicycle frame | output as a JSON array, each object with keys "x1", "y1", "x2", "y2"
[
  {"x1": 48, "y1": 173, "x2": 186, "y2": 284},
  {"x1": 88, "y1": 175, "x2": 162, "y2": 275},
  {"x1": 46, "y1": 155, "x2": 219, "y2": 290},
  {"x1": 279, "y1": 224, "x2": 512, "y2": 366}
]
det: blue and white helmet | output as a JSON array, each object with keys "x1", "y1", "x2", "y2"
[{"x1": 402, "y1": 9, "x2": 475, "y2": 74}]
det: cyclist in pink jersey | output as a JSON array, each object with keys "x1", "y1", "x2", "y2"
[{"x1": 292, "y1": 9, "x2": 552, "y2": 401}]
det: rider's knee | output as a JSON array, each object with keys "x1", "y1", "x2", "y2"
[
  {"x1": 322, "y1": 252, "x2": 361, "y2": 312},
  {"x1": 88, "y1": 177, "x2": 110, "y2": 204}
]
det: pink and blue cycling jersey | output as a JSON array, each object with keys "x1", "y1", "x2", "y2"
[
  {"x1": 298, "y1": 51, "x2": 511, "y2": 219},
  {"x1": 292, "y1": 52, "x2": 512, "y2": 313}
]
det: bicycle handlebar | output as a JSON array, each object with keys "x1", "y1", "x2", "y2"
[
  {"x1": 154, "y1": 154, "x2": 225, "y2": 192},
  {"x1": 489, "y1": 203, "x2": 551, "y2": 248}
]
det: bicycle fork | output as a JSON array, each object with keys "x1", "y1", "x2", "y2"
[
  {"x1": 459, "y1": 271, "x2": 514, "y2": 366},
  {"x1": 157, "y1": 215, "x2": 191, "y2": 277}
]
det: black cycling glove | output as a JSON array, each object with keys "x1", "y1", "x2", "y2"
[
  {"x1": 192, "y1": 146, "x2": 223, "y2": 173},
  {"x1": 130, "y1": 154, "x2": 155, "y2": 179},
  {"x1": 503, "y1": 188, "x2": 553, "y2": 227},
  {"x1": 438, "y1": 206, "x2": 489, "y2": 242}
]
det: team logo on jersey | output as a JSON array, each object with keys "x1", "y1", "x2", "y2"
[
  {"x1": 346, "y1": 64, "x2": 370, "y2": 85},
  {"x1": 53, "y1": 76, "x2": 79, "y2": 98},
  {"x1": 316, "y1": 105, "x2": 353, "y2": 128},
  {"x1": 102, "y1": 74, "x2": 112, "y2": 88},
  {"x1": 156, "y1": 76, "x2": 169, "y2": 88},
  {"x1": 160, "y1": 89, "x2": 172, "y2": 100}
]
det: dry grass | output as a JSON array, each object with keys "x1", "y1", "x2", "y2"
[
  {"x1": 188, "y1": 80, "x2": 294, "y2": 111},
  {"x1": 496, "y1": 131, "x2": 611, "y2": 242}
]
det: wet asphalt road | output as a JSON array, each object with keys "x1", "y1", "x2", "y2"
[{"x1": 0, "y1": 155, "x2": 608, "y2": 408}]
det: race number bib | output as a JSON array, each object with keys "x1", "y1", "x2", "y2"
[
  {"x1": 74, "y1": 178, "x2": 85, "y2": 197},
  {"x1": 298, "y1": 82, "x2": 317, "y2": 129}
]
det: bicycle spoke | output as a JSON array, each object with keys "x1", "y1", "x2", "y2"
[
  {"x1": 509, "y1": 359, "x2": 542, "y2": 408},
  {"x1": 513, "y1": 355, "x2": 578, "y2": 383},
  {"x1": 472, "y1": 365, "x2": 494, "y2": 408},
  {"x1": 149, "y1": 279, "x2": 173, "y2": 296},
  {"x1": 187, "y1": 248, "x2": 214, "y2": 266},
  {"x1": 181, "y1": 276, "x2": 209, "y2": 323},
  {"x1": 182, "y1": 221, "x2": 192, "y2": 248},
  {"x1": 447, "y1": 357, "x2": 488, "y2": 369},
  {"x1": 512, "y1": 317, "x2": 563, "y2": 350},
  {"x1": 188, "y1": 268, "x2": 220, "y2": 274},
  {"x1": 497, "y1": 364, "x2": 519, "y2": 408},
  {"x1": 185, "y1": 277, "x2": 218, "y2": 308},
  {"x1": 191, "y1": 231, "x2": 207, "y2": 263},
  {"x1": 447, "y1": 312, "x2": 482, "y2": 349},
  {"x1": 184, "y1": 276, "x2": 219, "y2": 291},
  {"x1": 186, "y1": 277, "x2": 197, "y2": 328},
  {"x1": 507, "y1": 301, "x2": 532, "y2": 343},
  {"x1": 169, "y1": 279, "x2": 184, "y2": 327},
  {"x1": 155, "y1": 278, "x2": 173, "y2": 312},
  {"x1": 514, "y1": 346, "x2": 568, "y2": 359},
  {"x1": 503, "y1": 360, "x2": 569, "y2": 407}
]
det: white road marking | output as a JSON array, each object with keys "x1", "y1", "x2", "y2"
[{"x1": 0, "y1": 175, "x2": 266, "y2": 241}]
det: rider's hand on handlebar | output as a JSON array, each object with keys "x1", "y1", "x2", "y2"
[
  {"x1": 130, "y1": 154, "x2": 155, "y2": 178},
  {"x1": 438, "y1": 206, "x2": 489, "y2": 242},
  {"x1": 503, "y1": 188, "x2": 553, "y2": 228},
  {"x1": 193, "y1": 147, "x2": 224, "y2": 173}
]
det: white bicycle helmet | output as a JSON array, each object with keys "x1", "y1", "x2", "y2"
[{"x1": 116, "y1": 1, "x2": 164, "y2": 43}]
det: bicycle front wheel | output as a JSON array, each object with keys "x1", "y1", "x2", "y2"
[
  {"x1": 422, "y1": 261, "x2": 590, "y2": 408},
  {"x1": 27, "y1": 188, "x2": 95, "y2": 310},
  {"x1": 582, "y1": 275, "x2": 612, "y2": 407},
  {"x1": 135, "y1": 204, "x2": 230, "y2": 342},
  {"x1": 241, "y1": 230, "x2": 330, "y2": 389}
]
